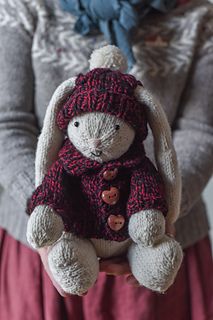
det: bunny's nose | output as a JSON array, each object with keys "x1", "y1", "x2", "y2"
[{"x1": 92, "y1": 139, "x2": 101, "y2": 148}]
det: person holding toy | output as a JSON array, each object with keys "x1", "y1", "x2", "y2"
[
  {"x1": 0, "y1": 0, "x2": 213, "y2": 319},
  {"x1": 26, "y1": 47, "x2": 183, "y2": 295}
]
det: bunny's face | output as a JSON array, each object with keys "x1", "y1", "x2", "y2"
[{"x1": 67, "y1": 112, "x2": 135, "y2": 163}]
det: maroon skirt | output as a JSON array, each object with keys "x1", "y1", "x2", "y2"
[{"x1": 0, "y1": 228, "x2": 213, "y2": 320}]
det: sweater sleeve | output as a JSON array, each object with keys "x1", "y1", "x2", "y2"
[
  {"x1": 127, "y1": 158, "x2": 168, "y2": 217},
  {"x1": 0, "y1": 1, "x2": 38, "y2": 211},
  {"x1": 173, "y1": 11, "x2": 213, "y2": 218},
  {"x1": 27, "y1": 160, "x2": 66, "y2": 215}
]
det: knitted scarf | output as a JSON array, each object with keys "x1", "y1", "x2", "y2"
[
  {"x1": 59, "y1": 0, "x2": 177, "y2": 69},
  {"x1": 57, "y1": 138, "x2": 146, "y2": 176}
]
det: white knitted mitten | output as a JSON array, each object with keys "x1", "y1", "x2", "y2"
[
  {"x1": 128, "y1": 210, "x2": 165, "y2": 246},
  {"x1": 26, "y1": 205, "x2": 64, "y2": 249},
  {"x1": 48, "y1": 232, "x2": 99, "y2": 295},
  {"x1": 128, "y1": 235, "x2": 183, "y2": 293}
]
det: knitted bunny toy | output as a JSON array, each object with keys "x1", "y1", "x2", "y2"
[{"x1": 27, "y1": 45, "x2": 183, "y2": 296}]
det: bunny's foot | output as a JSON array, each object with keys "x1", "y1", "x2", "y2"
[
  {"x1": 48, "y1": 232, "x2": 99, "y2": 295},
  {"x1": 128, "y1": 235, "x2": 183, "y2": 293}
]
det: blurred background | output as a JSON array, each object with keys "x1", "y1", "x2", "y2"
[{"x1": 203, "y1": 177, "x2": 213, "y2": 252}]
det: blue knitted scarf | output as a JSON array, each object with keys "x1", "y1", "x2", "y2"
[{"x1": 59, "y1": 0, "x2": 177, "y2": 69}]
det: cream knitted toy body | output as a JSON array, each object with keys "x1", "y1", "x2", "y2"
[{"x1": 27, "y1": 46, "x2": 183, "y2": 295}]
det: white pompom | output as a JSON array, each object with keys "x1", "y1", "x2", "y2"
[{"x1": 89, "y1": 45, "x2": 128, "y2": 73}]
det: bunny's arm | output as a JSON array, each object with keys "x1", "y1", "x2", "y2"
[{"x1": 127, "y1": 159, "x2": 167, "y2": 246}]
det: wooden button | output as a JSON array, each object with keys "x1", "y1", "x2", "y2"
[
  {"x1": 103, "y1": 168, "x2": 118, "y2": 181},
  {"x1": 101, "y1": 187, "x2": 119, "y2": 205},
  {"x1": 107, "y1": 215, "x2": 125, "y2": 231}
]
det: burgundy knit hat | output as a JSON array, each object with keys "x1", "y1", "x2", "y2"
[{"x1": 57, "y1": 68, "x2": 148, "y2": 141}]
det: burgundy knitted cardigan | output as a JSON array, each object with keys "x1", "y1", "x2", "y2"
[
  {"x1": 27, "y1": 69, "x2": 168, "y2": 241},
  {"x1": 27, "y1": 138, "x2": 168, "y2": 242}
]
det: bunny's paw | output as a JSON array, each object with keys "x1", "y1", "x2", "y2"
[
  {"x1": 27, "y1": 205, "x2": 64, "y2": 249},
  {"x1": 128, "y1": 210, "x2": 165, "y2": 246}
]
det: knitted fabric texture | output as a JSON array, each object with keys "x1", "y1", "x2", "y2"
[
  {"x1": 27, "y1": 139, "x2": 168, "y2": 241},
  {"x1": 57, "y1": 68, "x2": 148, "y2": 141}
]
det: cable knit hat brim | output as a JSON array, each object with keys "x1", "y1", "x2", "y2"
[{"x1": 56, "y1": 68, "x2": 148, "y2": 141}]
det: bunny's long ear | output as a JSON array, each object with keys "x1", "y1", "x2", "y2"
[
  {"x1": 35, "y1": 77, "x2": 76, "y2": 187},
  {"x1": 135, "y1": 86, "x2": 181, "y2": 224}
]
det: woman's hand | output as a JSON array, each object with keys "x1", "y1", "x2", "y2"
[{"x1": 100, "y1": 256, "x2": 140, "y2": 287}]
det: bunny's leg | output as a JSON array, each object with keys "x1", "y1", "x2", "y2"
[
  {"x1": 48, "y1": 232, "x2": 99, "y2": 296},
  {"x1": 127, "y1": 235, "x2": 183, "y2": 293}
]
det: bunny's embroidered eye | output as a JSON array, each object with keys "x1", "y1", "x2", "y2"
[
  {"x1": 115, "y1": 125, "x2": 120, "y2": 131},
  {"x1": 74, "y1": 121, "x2": 79, "y2": 127}
]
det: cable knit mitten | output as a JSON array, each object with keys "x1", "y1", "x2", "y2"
[
  {"x1": 128, "y1": 210, "x2": 165, "y2": 246},
  {"x1": 48, "y1": 232, "x2": 99, "y2": 295},
  {"x1": 128, "y1": 235, "x2": 183, "y2": 292},
  {"x1": 26, "y1": 205, "x2": 64, "y2": 249}
]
